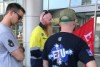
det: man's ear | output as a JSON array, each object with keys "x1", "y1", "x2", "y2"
[{"x1": 9, "y1": 11, "x2": 14, "y2": 16}]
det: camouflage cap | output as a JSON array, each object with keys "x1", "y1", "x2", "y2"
[
  {"x1": 52, "y1": 8, "x2": 77, "y2": 25},
  {"x1": 60, "y1": 8, "x2": 76, "y2": 21}
]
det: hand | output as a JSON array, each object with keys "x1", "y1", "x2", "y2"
[{"x1": 19, "y1": 46, "x2": 25, "y2": 52}]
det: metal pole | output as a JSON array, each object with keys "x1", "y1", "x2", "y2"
[
  {"x1": 94, "y1": 0, "x2": 98, "y2": 23},
  {"x1": 69, "y1": 0, "x2": 71, "y2": 8},
  {"x1": 48, "y1": 0, "x2": 49, "y2": 10},
  {"x1": 94, "y1": 0, "x2": 98, "y2": 54}
]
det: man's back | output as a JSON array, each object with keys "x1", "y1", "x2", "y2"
[{"x1": 43, "y1": 32, "x2": 95, "y2": 67}]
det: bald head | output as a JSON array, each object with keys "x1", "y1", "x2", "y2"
[{"x1": 40, "y1": 11, "x2": 52, "y2": 25}]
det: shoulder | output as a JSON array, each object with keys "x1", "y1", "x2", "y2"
[
  {"x1": 0, "y1": 23, "x2": 11, "y2": 35},
  {"x1": 46, "y1": 32, "x2": 85, "y2": 44},
  {"x1": 32, "y1": 25, "x2": 46, "y2": 35},
  {"x1": 32, "y1": 26, "x2": 43, "y2": 32},
  {"x1": 51, "y1": 32, "x2": 81, "y2": 39},
  {"x1": 31, "y1": 26, "x2": 40, "y2": 34}
]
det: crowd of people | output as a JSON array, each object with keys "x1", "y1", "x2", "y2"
[{"x1": 0, "y1": 2, "x2": 98, "y2": 67}]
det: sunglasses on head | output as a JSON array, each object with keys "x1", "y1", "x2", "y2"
[
  {"x1": 43, "y1": 10, "x2": 50, "y2": 17},
  {"x1": 14, "y1": 11, "x2": 22, "y2": 20}
]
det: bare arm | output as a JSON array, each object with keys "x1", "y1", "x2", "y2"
[
  {"x1": 11, "y1": 47, "x2": 25, "y2": 62},
  {"x1": 86, "y1": 60, "x2": 97, "y2": 67},
  {"x1": 43, "y1": 60, "x2": 49, "y2": 67}
]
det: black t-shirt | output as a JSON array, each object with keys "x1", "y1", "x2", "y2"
[{"x1": 42, "y1": 32, "x2": 95, "y2": 67}]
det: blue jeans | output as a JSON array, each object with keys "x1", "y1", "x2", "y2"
[{"x1": 30, "y1": 58, "x2": 43, "y2": 67}]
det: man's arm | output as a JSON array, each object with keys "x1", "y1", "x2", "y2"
[
  {"x1": 86, "y1": 60, "x2": 97, "y2": 67},
  {"x1": 43, "y1": 60, "x2": 49, "y2": 67},
  {"x1": 11, "y1": 47, "x2": 24, "y2": 61},
  {"x1": 1, "y1": 32, "x2": 25, "y2": 62}
]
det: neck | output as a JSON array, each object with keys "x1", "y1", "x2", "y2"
[
  {"x1": 60, "y1": 26, "x2": 73, "y2": 33},
  {"x1": 1, "y1": 15, "x2": 11, "y2": 27}
]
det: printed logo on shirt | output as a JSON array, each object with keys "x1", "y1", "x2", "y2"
[
  {"x1": 8, "y1": 39, "x2": 14, "y2": 47},
  {"x1": 86, "y1": 49, "x2": 93, "y2": 56},
  {"x1": 41, "y1": 33, "x2": 47, "y2": 39},
  {"x1": 41, "y1": 33, "x2": 44, "y2": 36},
  {"x1": 58, "y1": 37, "x2": 62, "y2": 42},
  {"x1": 48, "y1": 43, "x2": 73, "y2": 65}
]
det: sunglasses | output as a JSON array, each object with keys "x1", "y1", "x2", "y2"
[
  {"x1": 14, "y1": 11, "x2": 22, "y2": 20},
  {"x1": 43, "y1": 10, "x2": 50, "y2": 17}
]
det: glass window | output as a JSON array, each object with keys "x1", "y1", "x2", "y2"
[
  {"x1": 71, "y1": 0, "x2": 82, "y2": 7},
  {"x1": 91, "y1": 0, "x2": 96, "y2": 4},
  {"x1": 16, "y1": 0, "x2": 23, "y2": 6},
  {"x1": 82, "y1": 0, "x2": 91, "y2": 5},
  {"x1": 43, "y1": 0, "x2": 99, "y2": 9},
  {"x1": 43, "y1": 0, "x2": 70, "y2": 10},
  {"x1": 53, "y1": 26, "x2": 60, "y2": 33},
  {"x1": 4, "y1": 1, "x2": 16, "y2": 13},
  {"x1": 70, "y1": 0, "x2": 96, "y2": 7},
  {"x1": 0, "y1": 2, "x2": 3, "y2": 14},
  {"x1": 0, "y1": 0, "x2": 3, "y2": 2},
  {"x1": 98, "y1": 0, "x2": 100, "y2": 4},
  {"x1": 95, "y1": 17, "x2": 100, "y2": 48},
  {"x1": 4, "y1": 0, "x2": 15, "y2": 1},
  {"x1": 49, "y1": 0, "x2": 70, "y2": 9},
  {"x1": 43, "y1": 0, "x2": 49, "y2": 10}
]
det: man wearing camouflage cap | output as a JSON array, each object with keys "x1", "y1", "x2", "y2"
[{"x1": 42, "y1": 8, "x2": 97, "y2": 67}]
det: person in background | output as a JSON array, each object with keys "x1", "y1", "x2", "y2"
[
  {"x1": 30, "y1": 10, "x2": 53, "y2": 67},
  {"x1": 0, "y1": 3, "x2": 25, "y2": 67},
  {"x1": 42, "y1": 8, "x2": 97, "y2": 67},
  {"x1": 17, "y1": 32, "x2": 23, "y2": 39}
]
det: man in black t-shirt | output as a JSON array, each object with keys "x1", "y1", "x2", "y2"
[{"x1": 42, "y1": 8, "x2": 97, "y2": 67}]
